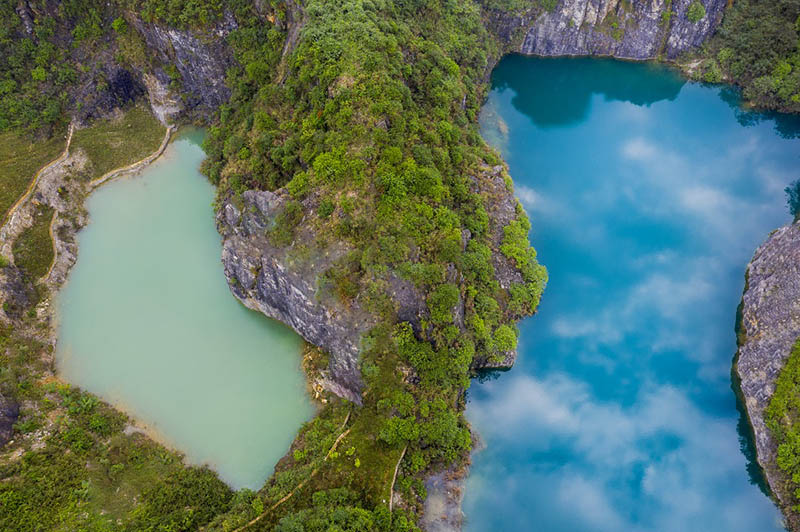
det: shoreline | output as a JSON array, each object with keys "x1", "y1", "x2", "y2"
[
  {"x1": 733, "y1": 221, "x2": 800, "y2": 530},
  {"x1": 0, "y1": 114, "x2": 184, "y2": 461},
  {"x1": 34, "y1": 121, "x2": 320, "y2": 493}
]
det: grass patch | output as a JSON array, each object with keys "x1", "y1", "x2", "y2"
[
  {"x1": 0, "y1": 129, "x2": 66, "y2": 222},
  {"x1": 765, "y1": 338, "x2": 800, "y2": 511},
  {"x1": 71, "y1": 105, "x2": 165, "y2": 181},
  {"x1": 12, "y1": 203, "x2": 54, "y2": 282}
]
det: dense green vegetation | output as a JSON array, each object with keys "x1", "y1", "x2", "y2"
[
  {"x1": 0, "y1": 129, "x2": 65, "y2": 222},
  {"x1": 0, "y1": 1, "x2": 75, "y2": 133},
  {"x1": 71, "y1": 104, "x2": 165, "y2": 180},
  {"x1": 694, "y1": 0, "x2": 800, "y2": 112},
  {"x1": 0, "y1": 322, "x2": 237, "y2": 531},
  {"x1": 200, "y1": 0, "x2": 545, "y2": 523},
  {"x1": 765, "y1": 338, "x2": 800, "y2": 511},
  {"x1": 12, "y1": 203, "x2": 53, "y2": 283},
  {"x1": 687, "y1": 1, "x2": 706, "y2": 24}
]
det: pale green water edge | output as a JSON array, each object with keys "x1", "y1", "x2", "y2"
[{"x1": 55, "y1": 129, "x2": 313, "y2": 490}]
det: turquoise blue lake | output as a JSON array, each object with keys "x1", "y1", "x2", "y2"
[
  {"x1": 466, "y1": 56, "x2": 800, "y2": 531},
  {"x1": 55, "y1": 130, "x2": 313, "y2": 490}
]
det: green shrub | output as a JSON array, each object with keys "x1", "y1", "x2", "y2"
[
  {"x1": 703, "y1": 60, "x2": 723, "y2": 83},
  {"x1": 111, "y1": 17, "x2": 127, "y2": 33},
  {"x1": 687, "y1": 1, "x2": 706, "y2": 23},
  {"x1": 765, "y1": 339, "x2": 800, "y2": 507},
  {"x1": 493, "y1": 324, "x2": 517, "y2": 351},
  {"x1": 427, "y1": 284, "x2": 460, "y2": 325}
]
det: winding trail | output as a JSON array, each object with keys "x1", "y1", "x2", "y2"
[
  {"x1": 388, "y1": 445, "x2": 407, "y2": 512},
  {"x1": 1, "y1": 123, "x2": 74, "y2": 230},
  {"x1": 88, "y1": 125, "x2": 174, "y2": 190},
  {"x1": 232, "y1": 410, "x2": 352, "y2": 532}
]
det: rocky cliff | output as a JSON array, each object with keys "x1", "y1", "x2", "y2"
[
  {"x1": 216, "y1": 164, "x2": 528, "y2": 402},
  {"x1": 13, "y1": 0, "x2": 240, "y2": 125},
  {"x1": 736, "y1": 221, "x2": 800, "y2": 522},
  {"x1": 130, "y1": 14, "x2": 239, "y2": 121},
  {"x1": 489, "y1": 0, "x2": 726, "y2": 59},
  {"x1": 216, "y1": 189, "x2": 374, "y2": 404},
  {"x1": 214, "y1": 0, "x2": 729, "y2": 405}
]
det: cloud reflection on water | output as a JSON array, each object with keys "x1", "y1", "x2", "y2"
[{"x1": 465, "y1": 57, "x2": 798, "y2": 532}]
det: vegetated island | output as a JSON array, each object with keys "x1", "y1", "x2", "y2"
[{"x1": 0, "y1": 0, "x2": 798, "y2": 530}]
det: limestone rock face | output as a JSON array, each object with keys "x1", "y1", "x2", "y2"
[
  {"x1": 132, "y1": 13, "x2": 238, "y2": 116},
  {"x1": 216, "y1": 164, "x2": 529, "y2": 402},
  {"x1": 491, "y1": 0, "x2": 726, "y2": 59},
  {"x1": 216, "y1": 190, "x2": 375, "y2": 404},
  {"x1": 737, "y1": 221, "x2": 800, "y2": 517}
]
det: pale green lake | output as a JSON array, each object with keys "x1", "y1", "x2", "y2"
[{"x1": 55, "y1": 129, "x2": 313, "y2": 490}]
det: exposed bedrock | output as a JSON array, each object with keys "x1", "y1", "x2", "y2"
[
  {"x1": 130, "y1": 13, "x2": 238, "y2": 119},
  {"x1": 216, "y1": 164, "x2": 527, "y2": 402},
  {"x1": 16, "y1": 0, "x2": 239, "y2": 124},
  {"x1": 736, "y1": 221, "x2": 800, "y2": 519},
  {"x1": 489, "y1": 0, "x2": 726, "y2": 60},
  {"x1": 216, "y1": 190, "x2": 374, "y2": 404}
]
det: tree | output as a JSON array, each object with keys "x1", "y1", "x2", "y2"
[{"x1": 687, "y1": 1, "x2": 706, "y2": 23}]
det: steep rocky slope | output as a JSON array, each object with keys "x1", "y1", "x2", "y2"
[
  {"x1": 736, "y1": 221, "x2": 800, "y2": 523},
  {"x1": 216, "y1": 164, "x2": 530, "y2": 402},
  {"x1": 490, "y1": 0, "x2": 726, "y2": 59}
]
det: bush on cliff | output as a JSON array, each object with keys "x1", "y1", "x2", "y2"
[{"x1": 765, "y1": 338, "x2": 800, "y2": 509}]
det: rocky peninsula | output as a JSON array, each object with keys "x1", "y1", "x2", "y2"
[{"x1": 736, "y1": 221, "x2": 800, "y2": 529}]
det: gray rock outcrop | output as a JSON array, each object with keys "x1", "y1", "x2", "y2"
[
  {"x1": 736, "y1": 221, "x2": 800, "y2": 521},
  {"x1": 216, "y1": 165, "x2": 530, "y2": 403},
  {"x1": 217, "y1": 190, "x2": 375, "y2": 404},
  {"x1": 490, "y1": 0, "x2": 726, "y2": 59},
  {"x1": 131, "y1": 13, "x2": 238, "y2": 115}
]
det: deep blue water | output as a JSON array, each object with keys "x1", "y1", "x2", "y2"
[{"x1": 464, "y1": 56, "x2": 800, "y2": 532}]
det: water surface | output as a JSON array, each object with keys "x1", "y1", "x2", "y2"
[
  {"x1": 56, "y1": 130, "x2": 313, "y2": 490},
  {"x1": 466, "y1": 56, "x2": 800, "y2": 531}
]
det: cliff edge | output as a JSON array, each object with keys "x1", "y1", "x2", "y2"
[
  {"x1": 488, "y1": 0, "x2": 726, "y2": 60},
  {"x1": 736, "y1": 221, "x2": 800, "y2": 525}
]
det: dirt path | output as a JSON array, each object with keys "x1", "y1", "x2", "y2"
[
  {"x1": 232, "y1": 410, "x2": 352, "y2": 532},
  {"x1": 388, "y1": 445, "x2": 407, "y2": 512},
  {"x1": 1, "y1": 123, "x2": 74, "y2": 230}
]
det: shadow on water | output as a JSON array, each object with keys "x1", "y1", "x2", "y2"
[
  {"x1": 471, "y1": 367, "x2": 508, "y2": 385},
  {"x1": 717, "y1": 86, "x2": 800, "y2": 139},
  {"x1": 732, "y1": 277, "x2": 772, "y2": 497},
  {"x1": 492, "y1": 54, "x2": 686, "y2": 129},
  {"x1": 733, "y1": 360, "x2": 773, "y2": 497}
]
